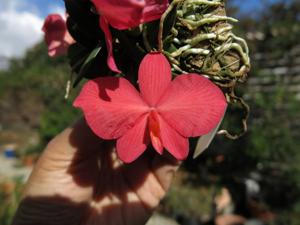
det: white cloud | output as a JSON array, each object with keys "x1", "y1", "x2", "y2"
[{"x1": 0, "y1": 1, "x2": 43, "y2": 58}]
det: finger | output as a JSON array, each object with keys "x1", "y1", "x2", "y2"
[
  {"x1": 122, "y1": 151, "x2": 180, "y2": 210},
  {"x1": 150, "y1": 152, "x2": 181, "y2": 191}
]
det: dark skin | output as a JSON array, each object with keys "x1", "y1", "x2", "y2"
[{"x1": 12, "y1": 119, "x2": 180, "y2": 225}]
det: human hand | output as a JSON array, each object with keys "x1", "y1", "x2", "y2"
[{"x1": 12, "y1": 119, "x2": 180, "y2": 225}]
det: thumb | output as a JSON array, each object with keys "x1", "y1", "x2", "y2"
[
  {"x1": 151, "y1": 153, "x2": 181, "y2": 191},
  {"x1": 22, "y1": 118, "x2": 103, "y2": 202}
]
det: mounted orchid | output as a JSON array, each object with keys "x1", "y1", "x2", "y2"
[{"x1": 42, "y1": 0, "x2": 250, "y2": 162}]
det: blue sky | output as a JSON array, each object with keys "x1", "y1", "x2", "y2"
[
  {"x1": 231, "y1": 0, "x2": 282, "y2": 16},
  {"x1": 232, "y1": 0, "x2": 265, "y2": 11}
]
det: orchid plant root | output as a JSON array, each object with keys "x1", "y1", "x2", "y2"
[{"x1": 158, "y1": 0, "x2": 251, "y2": 139}]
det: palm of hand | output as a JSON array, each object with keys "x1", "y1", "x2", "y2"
[{"x1": 13, "y1": 120, "x2": 179, "y2": 225}]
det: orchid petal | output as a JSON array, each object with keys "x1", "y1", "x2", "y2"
[
  {"x1": 100, "y1": 18, "x2": 121, "y2": 73},
  {"x1": 141, "y1": 0, "x2": 170, "y2": 24},
  {"x1": 157, "y1": 114, "x2": 189, "y2": 160},
  {"x1": 157, "y1": 74, "x2": 227, "y2": 137},
  {"x1": 117, "y1": 115, "x2": 150, "y2": 163},
  {"x1": 92, "y1": 0, "x2": 168, "y2": 30},
  {"x1": 138, "y1": 53, "x2": 171, "y2": 106},
  {"x1": 47, "y1": 40, "x2": 67, "y2": 57},
  {"x1": 73, "y1": 77, "x2": 148, "y2": 139}
]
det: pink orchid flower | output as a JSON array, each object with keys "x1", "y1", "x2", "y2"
[
  {"x1": 91, "y1": 0, "x2": 169, "y2": 73},
  {"x1": 74, "y1": 53, "x2": 227, "y2": 163},
  {"x1": 42, "y1": 14, "x2": 75, "y2": 57}
]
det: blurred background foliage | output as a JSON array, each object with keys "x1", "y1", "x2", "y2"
[
  {"x1": 0, "y1": 0, "x2": 300, "y2": 225},
  {"x1": 0, "y1": 44, "x2": 80, "y2": 145}
]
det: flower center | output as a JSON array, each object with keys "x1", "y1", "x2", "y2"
[{"x1": 148, "y1": 110, "x2": 163, "y2": 153}]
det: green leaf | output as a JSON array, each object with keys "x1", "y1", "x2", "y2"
[
  {"x1": 68, "y1": 42, "x2": 112, "y2": 87},
  {"x1": 68, "y1": 43, "x2": 90, "y2": 73},
  {"x1": 73, "y1": 46, "x2": 102, "y2": 86}
]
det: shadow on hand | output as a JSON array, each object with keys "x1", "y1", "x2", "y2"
[{"x1": 12, "y1": 195, "x2": 150, "y2": 225}]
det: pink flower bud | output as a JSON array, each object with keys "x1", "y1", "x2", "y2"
[{"x1": 42, "y1": 14, "x2": 75, "y2": 57}]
